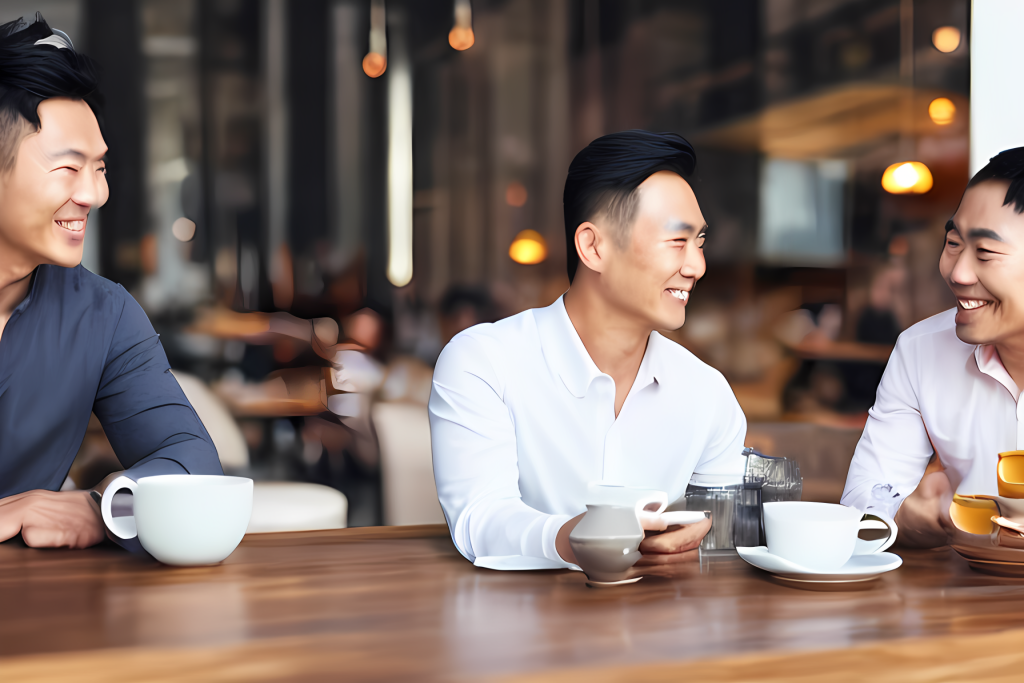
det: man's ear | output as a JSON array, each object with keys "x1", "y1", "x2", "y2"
[{"x1": 575, "y1": 221, "x2": 607, "y2": 274}]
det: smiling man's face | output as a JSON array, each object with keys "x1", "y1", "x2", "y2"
[
  {"x1": 940, "y1": 179, "x2": 1024, "y2": 346},
  {"x1": 598, "y1": 170, "x2": 707, "y2": 331},
  {"x1": 0, "y1": 97, "x2": 108, "y2": 270}
]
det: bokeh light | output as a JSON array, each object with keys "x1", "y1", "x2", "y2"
[
  {"x1": 449, "y1": 26, "x2": 474, "y2": 51},
  {"x1": 362, "y1": 52, "x2": 387, "y2": 78},
  {"x1": 931, "y1": 26, "x2": 961, "y2": 53},
  {"x1": 172, "y1": 217, "x2": 196, "y2": 242},
  {"x1": 505, "y1": 181, "x2": 528, "y2": 207},
  {"x1": 509, "y1": 229, "x2": 547, "y2": 264},
  {"x1": 881, "y1": 161, "x2": 933, "y2": 194},
  {"x1": 928, "y1": 97, "x2": 955, "y2": 125}
]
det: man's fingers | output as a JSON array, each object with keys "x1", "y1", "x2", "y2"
[
  {"x1": 21, "y1": 525, "x2": 65, "y2": 548},
  {"x1": 639, "y1": 517, "x2": 712, "y2": 554},
  {"x1": 0, "y1": 515, "x2": 24, "y2": 543}
]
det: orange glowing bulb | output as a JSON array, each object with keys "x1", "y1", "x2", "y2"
[
  {"x1": 928, "y1": 97, "x2": 955, "y2": 125},
  {"x1": 509, "y1": 230, "x2": 547, "y2": 265},
  {"x1": 449, "y1": 26, "x2": 474, "y2": 51},
  {"x1": 931, "y1": 26, "x2": 961, "y2": 53},
  {"x1": 881, "y1": 161, "x2": 933, "y2": 195},
  {"x1": 362, "y1": 52, "x2": 387, "y2": 78}
]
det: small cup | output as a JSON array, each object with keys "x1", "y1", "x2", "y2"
[
  {"x1": 102, "y1": 475, "x2": 253, "y2": 566},
  {"x1": 762, "y1": 501, "x2": 896, "y2": 573},
  {"x1": 569, "y1": 493, "x2": 705, "y2": 584},
  {"x1": 997, "y1": 451, "x2": 1024, "y2": 498}
]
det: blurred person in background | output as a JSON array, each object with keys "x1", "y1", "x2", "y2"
[
  {"x1": 430, "y1": 131, "x2": 747, "y2": 573},
  {"x1": 843, "y1": 148, "x2": 1024, "y2": 547},
  {"x1": 0, "y1": 15, "x2": 221, "y2": 550}
]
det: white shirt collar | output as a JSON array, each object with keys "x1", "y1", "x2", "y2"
[
  {"x1": 975, "y1": 344, "x2": 1021, "y2": 402},
  {"x1": 534, "y1": 296, "x2": 660, "y2": 399}
]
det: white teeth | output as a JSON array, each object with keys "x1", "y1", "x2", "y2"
[
  {"x1": 56, "y1": 220, "x2": 85, "y2": 232},
  {"x1": 668, "y1": 289, "x2": 689, "y2": 302},
  {"x1": 959, "y1": 299, "x2": 989, "y2": 310}
]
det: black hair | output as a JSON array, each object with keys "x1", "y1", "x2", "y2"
[
  {"x1": 562, "y1": 130, "x2": 697, "y2": 282},
  {"x1": 0, "y1": 13, "x2": 103, "y2": 171},
  {"x1": 967, "y1": 147, "x2": 1024, "y2": 214}
]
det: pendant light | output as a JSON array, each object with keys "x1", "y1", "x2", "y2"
[
  {"x1": 449, "y1": 0, "x2": 474, "y2": 51},
  {"x1": 362, "y1": 0, "x2": 387, "y2": 78},
  {"x1": 883, "y1": 0, "x2": 933, "y2": 195}
]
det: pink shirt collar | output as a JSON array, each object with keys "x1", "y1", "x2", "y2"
[{"x1": 975, "y1": 344, "x2": 1021, "y2": 402}]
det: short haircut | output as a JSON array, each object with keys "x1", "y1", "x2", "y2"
[
  {"x1": 0, "y1": 13, "x2": 102, "y2": 173},
  {"x1": 562, "y1": 130, "x2": 697, "y2": 282},
  {"x1": 967, "y1": 147, "x2": 1024, "y2": 214}
]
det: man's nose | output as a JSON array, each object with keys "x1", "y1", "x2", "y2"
[
  {"x1": 680, "y1": 244, "x2": 706, "y2": 281},
  {"x1": 70, "y1": 168, "x2": 104, "y2": 209},
  {"x1": 949, "y1": 250, "x2": 978, "y2": 286}
]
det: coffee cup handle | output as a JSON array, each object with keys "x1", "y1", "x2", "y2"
[
  {"x1": 100, "y1": 476, "x2": 138, "y2": 540},
  {"x1": 854, "y1": 512, "x2": 898, "y2": 555}
]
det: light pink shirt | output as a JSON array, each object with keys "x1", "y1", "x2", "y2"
[{"x1": 842, "y1": 309, "x2": 1024, "y2": 517}]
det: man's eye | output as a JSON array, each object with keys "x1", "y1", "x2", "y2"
[
  {"x1": 696, "y1": 233, "x2": 706, "y2": 247},
  {"x1": 945, "y1": 240, "x2": 960, "y2": 248}
]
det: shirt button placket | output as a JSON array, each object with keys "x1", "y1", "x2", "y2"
[{"x1": 1017, "y1": 398, "x2": 1024, "y2": 450}]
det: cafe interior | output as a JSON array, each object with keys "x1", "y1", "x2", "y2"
[{"x1": 9, "y1": 0, "x2": 1024, "y2": 680}]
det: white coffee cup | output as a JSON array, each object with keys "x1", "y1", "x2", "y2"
[
  {"x1": 763, "y1": 501, "x2": 897, "y2": 572},
  {"x1": 101, "y1": 475, "x2": 253, "y2": 566}
]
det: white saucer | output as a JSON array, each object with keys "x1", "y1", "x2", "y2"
[{"x1": 736, "y1": 546, "x2": 902, "y2": 582}]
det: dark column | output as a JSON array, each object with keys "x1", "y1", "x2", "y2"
[
  {"x1": 84, "y1": 0, "x2": 143, "y2": 287},
  {"x1": 288, "y1": 0, "x2": 330, "y2": 257}
]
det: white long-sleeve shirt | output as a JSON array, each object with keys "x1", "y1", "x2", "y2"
[
  {"x1": 429, "y1": 296, "x2": 747, "y2": 570},
  {"x1": 842, "y1": 308, "x2": 1024, "y2": 517}
]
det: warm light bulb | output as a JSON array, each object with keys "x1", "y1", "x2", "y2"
[
  {"x1": 362, "y1": 52, "x2": 387, "y2": 78},
  {"x1": 881, "y1": 161, "x2": 933, "y2": 194},
  {"x1": 509, "y1": 230, "x2": 547, "y2": 264},
  {"x1": 449, "y1": 26, "x2": 474, "y2": 51},
  {"x1": 928, "y1": 97, "x2": 955, "y2": 125},
  {"x1": 932, "y1": 26, "x2": 961, "y2": 53}
]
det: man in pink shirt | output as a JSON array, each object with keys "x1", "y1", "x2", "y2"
[{"x1": 842, "y1": 148, "x2": 1024, "y2": 547}]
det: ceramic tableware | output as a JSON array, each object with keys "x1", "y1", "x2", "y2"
[
  {"x1": 736, "y1": 545, "x2": 902, "y2": 584},
  {"x1": 569, "y1": 490, "x2": 705, "y2": 586},
  {"x1": 101, "y1": 474, "x2": 253, "y2": 566},
  {"x1": 761, "y1": 501, "x2": 897, "y2": 573}
]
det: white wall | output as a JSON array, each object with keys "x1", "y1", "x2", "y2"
[{"x1": 971, "y1": 0, "x2": 1024, "y2": 174}]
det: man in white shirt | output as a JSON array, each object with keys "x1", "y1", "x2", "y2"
[
  {"x1": 429, "y1": 131, "x2": 747, "y2": 571},
  {"x1": 842, "y1": 148, "x2": 1024, "y2": 547}
]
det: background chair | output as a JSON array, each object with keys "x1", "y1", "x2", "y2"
[
  {"x1": 372, "y1": 401, "x2": 446, "y2": 526},
  {"x1": 172, "y1": 371, "x2": 347, "y2": 533}
]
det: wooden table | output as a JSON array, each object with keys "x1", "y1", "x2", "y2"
[{"x1": 5, "y1": 525, "x2": 1024, "y2": 682}]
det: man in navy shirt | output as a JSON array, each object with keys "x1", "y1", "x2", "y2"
[{"x1": 0, "y1": 15, "x2": 221, "y2": 549}]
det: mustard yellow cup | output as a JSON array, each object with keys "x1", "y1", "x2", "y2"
[
  {"x1": 997, "y1": 451, "x2": 1024, "y2": 498},
  {"x1": 950, "y1": 494, "x2": 999, "y2": 535}
]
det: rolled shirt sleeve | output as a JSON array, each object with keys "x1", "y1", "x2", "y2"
[
  {"x1": 430, "y1": 334, "x2": 573, "y2": 569},
  {"x1": 841, "y1": 339, "x2": 933, "y2": 517}
]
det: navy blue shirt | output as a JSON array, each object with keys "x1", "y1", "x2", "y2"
[{"x1": 0, "y1": 264, "x2": 222, "y2": 498}]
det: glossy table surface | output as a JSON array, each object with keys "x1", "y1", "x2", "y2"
[{"x1": 5, "y1": 525, "x2": 1024, "y2": 682}]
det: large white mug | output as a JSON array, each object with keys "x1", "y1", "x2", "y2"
[
  {"x1": 762, "y1": 501, "x2": 897, "y2": 572},
  {"x1": 101, "y1": 475, "x2": 253, "y2": 566}
]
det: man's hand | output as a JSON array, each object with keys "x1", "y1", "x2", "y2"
[
  {"x1": 557, "y1": 512, "x2": 712, "y2": 575},
  {"x1": 634, "y1": 516, "x2": 712, "y2": 565},
  {"x1": 0, "y1": 490, "x2": 106, "y2": 549},
  {"x1": 894, "y1": 471, "x2": 955, "y2": 548}
]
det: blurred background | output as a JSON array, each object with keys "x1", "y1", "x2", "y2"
[{"x1": 28, "y1": 0, "x2": 970, "y2": 526}]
